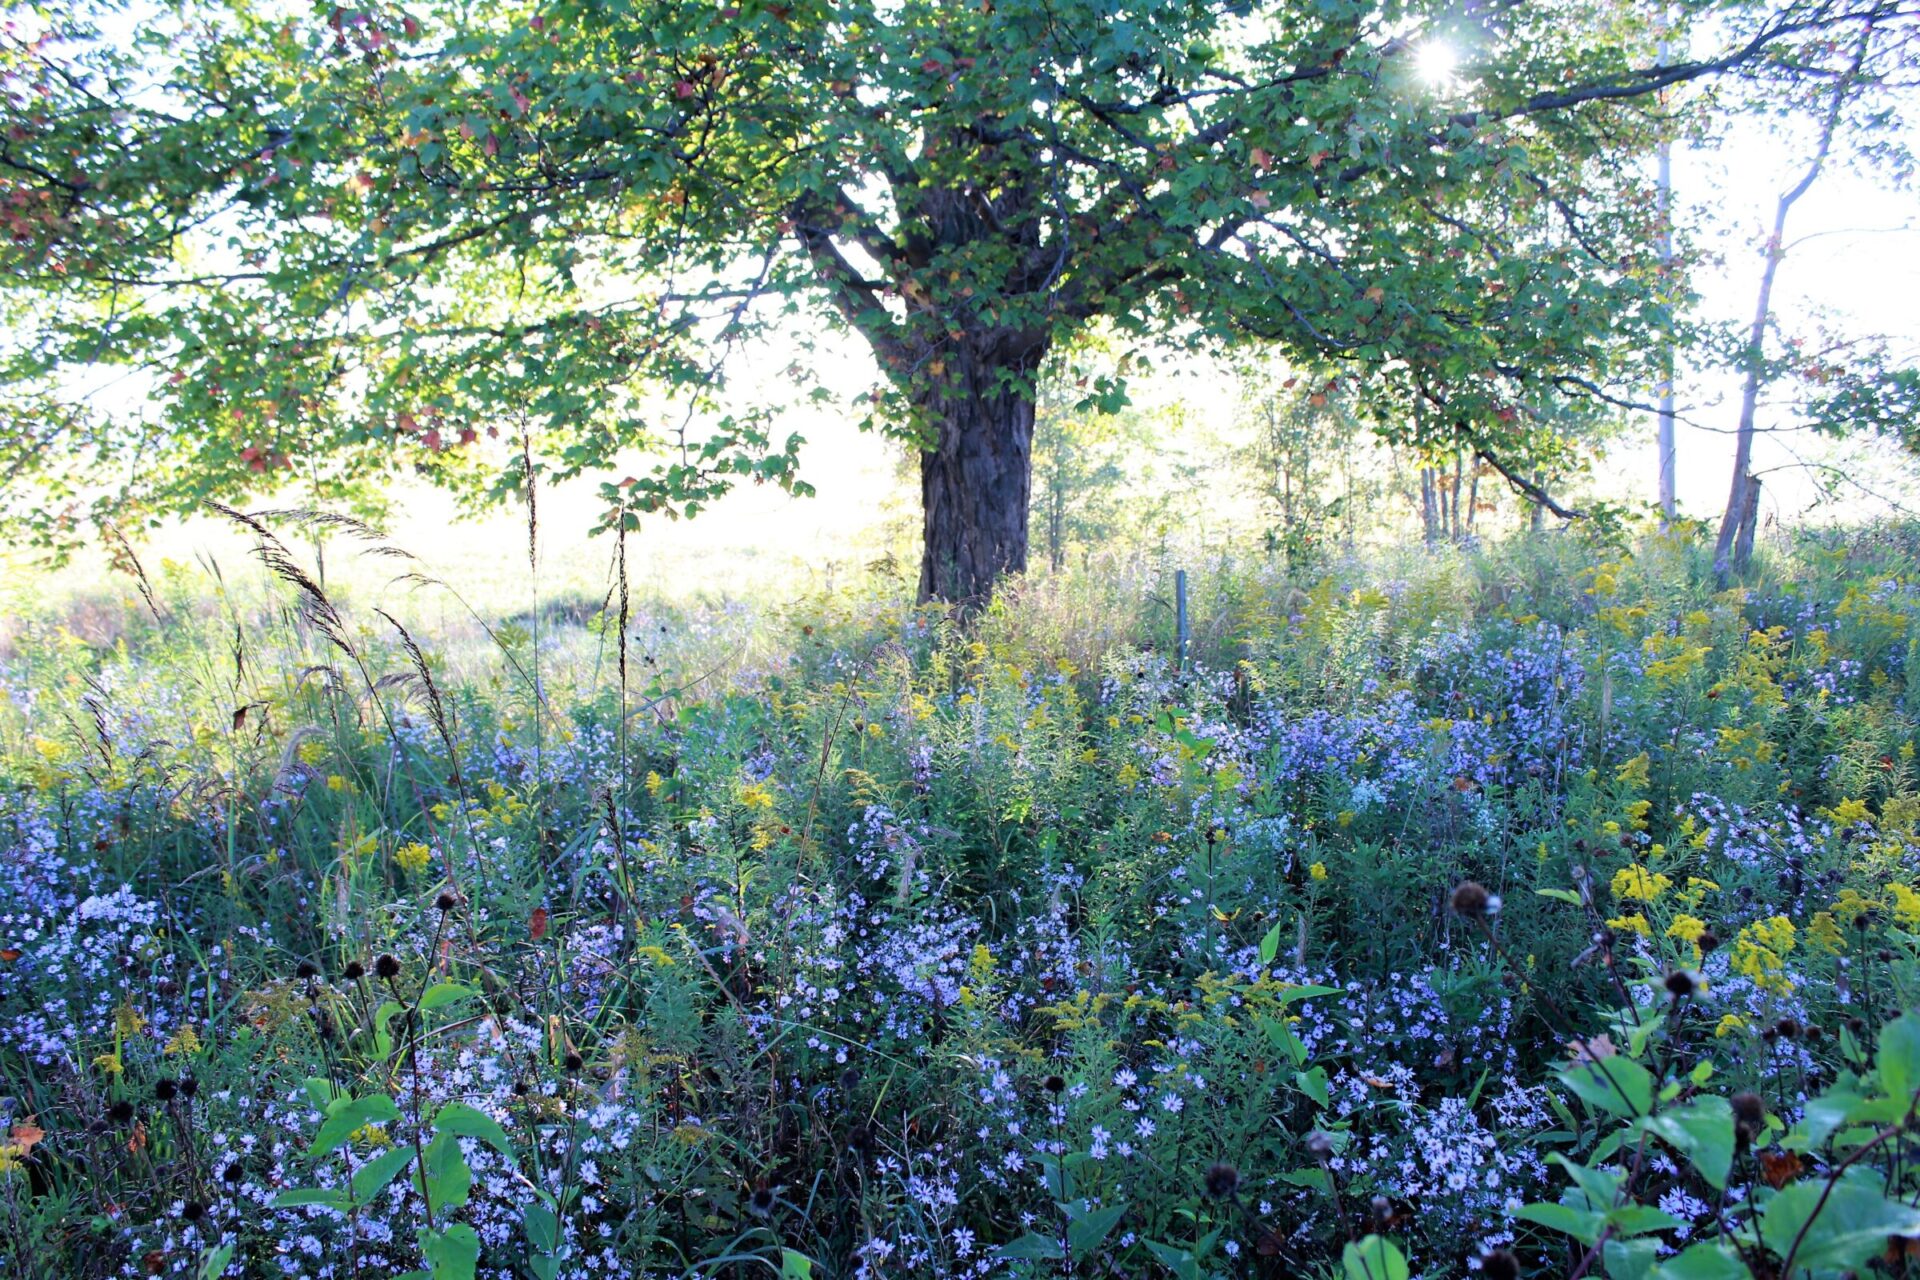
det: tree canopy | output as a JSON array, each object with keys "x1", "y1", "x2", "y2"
[{"x1": 1, "y1": 0, "x2": 1908, "y2": 597}]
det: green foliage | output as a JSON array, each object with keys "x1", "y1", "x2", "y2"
[{"x1": 3, "y1": 0, "x2": 1894, "y2": 550}]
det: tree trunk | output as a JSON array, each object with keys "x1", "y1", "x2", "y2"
[
  {"x1": 1655, "y1": 16, "x2": 1679, "y2": 526},
  {"x1": 1714, "y1": 21, "x2": 1868, "y2": 579},
  {"x1": 916, "y1": 334, "x2": 1048, "y2": 606}
]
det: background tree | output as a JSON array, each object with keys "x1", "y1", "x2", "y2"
[
  {"x1": 1709, "y1": 12, "x2": 1917, "y2": 575},
  {"x1": 2, "y1": 0, "x2": 1907, "y2": 601}
]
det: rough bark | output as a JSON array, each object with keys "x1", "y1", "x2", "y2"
[{"x1": 916, "y1": 332, "x2": 1049, "y2": 607}]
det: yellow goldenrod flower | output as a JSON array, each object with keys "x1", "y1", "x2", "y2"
[
  {"x1": 1611, "y1": 865, "x2": 1672, "y2": 904},
  {"x1": 394, "y1": 842, "x2": 433, "y2": 876},
  {"x1": 1309, "y1": 862, "x2": 1328, "y2": 881},
  {"x1": 1606, "y1": 913, "x2": 1650, "y2": 937}
]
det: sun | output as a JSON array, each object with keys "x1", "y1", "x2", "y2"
[{"x1": 1415, "y1": 40, "x2": 1460, "y2": 86}]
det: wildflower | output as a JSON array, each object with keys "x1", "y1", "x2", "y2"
[
  {"x1": 1309, "y1": 862, "x2": 1328, "y2": 881},
  {"x1": 1610, "y1": 864, "x2": 1671, "y2": 904},
  {"x1": 163, "y1": 1025, "x2": 202, "y2": 1056},
  {"x1": 1714, "y1": 1014, "x2": 1747, "y2": 1038},
  {"x1": 1731, "y1": 916, "x2": 1797, "y2": 997},
  {"x1": 1890, "y1": 884, "x2": 1920, "y2": 929},
  {"x1": 394, "y1": 842, "x2": 433, "y2": 875},
  {"x1": 1605, "y1": 913, "x2": 1650, "y2": 937}
]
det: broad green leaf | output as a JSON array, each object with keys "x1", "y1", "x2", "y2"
[
  {"x1": 1558, "y1": 1055, "x2": 1653, "y2": 1118},
  {"x1": 1651, "y1": 1242, "x2": 1750, "y2": 1280},
  {"x1": 1643, "y1": 1096, "x2": 1735, "y2": 1189},
  {"x1": 1066, "y1": 1201, "x2": 1127, "y2": 1260},
  {"x1": 350, "y1": 1146, "x2": 418, "y2": 1203},
  {"x1": 995, "y1": 1233, "x2": 1065, "y2": 1262},
  {"x1": 434, "y1": 1102, "x2": 514, "y2": 1156},
  {"x1": 1341, "y1": 1235, "x2": 1410, "y2": 1280},
  {"x1": 1603, "y1": 1236, "x2": 1661, "y2": 1280},
  {"x1": 1755, "y1": 1174, "x2": 1920, "y2": 1274},
  {"x1": 1878, "y1": 1014, "x2": 1920, "y2": 1100},
  {"x1": 419, "y1": 1130, "x2": 473, "y2": 1210},
  {"x1": 199, "y1": 1243, "x2": 235, "y2": 1280},
  {"x1": 1515, "y1": 1201, "x2": 1607, "y2": 1245},
  {"x1": 780, "y1": 1250, "x2": 815, "y2": 1280},
  {"x1": 419, "y1": 1223, "x2": 481, "y2": 1280},
  {"x1": 419, "y1": 982, "x2": 477, "y2": 1012},
  {"x1": 311, "y1": 1094, "x2": 400, "y2": 1158}
]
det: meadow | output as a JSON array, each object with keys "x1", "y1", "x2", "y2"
[{"x1": 6, "y1": 515, "x2": 1920, "y2": 1280}]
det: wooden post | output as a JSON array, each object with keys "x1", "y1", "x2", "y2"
[{"x1": 1175, "y1": 569, "x2": 1190, "y2": 672}]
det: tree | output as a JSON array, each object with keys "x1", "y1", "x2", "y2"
[{"x1": 1, "y1": 0, "x2": 1905, "y2": 602}]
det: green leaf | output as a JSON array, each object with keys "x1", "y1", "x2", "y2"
[
  {"x1": 1296, "y1": 1066, "x2": 1331, "y2": 1108},
  {"x1": 995, "y1": 1233, "x2": 1065, "y2": 1262},
  {"x1": 199, "y1": 1243, "x2": 236, "y2": 1280},
  {"x1": 1606, "y1": 1204, "x2": 1682, "y2": 1237},
  {"x1": 1341, "y1": 1235, "x2": 1410, "y2": 1280},
  {"x1": 1259, "y1": 921, "x2": 1284, "y2": 966},
  {"x1": 1536, "y1": 887, "x2": 1584, "y2": 904},
  {"x1": 419, "y1": 1223, "x2": 481, "y2": 1280},
  {"x1": 1558, "y1": 1055, "x2": 1653, "y2": 1118},
  {"x1": 434, "y1": 1102, "x2": 514, "y2": 1156},
  {"x1": 1603, "y1": 1236, "x2": 1662, "y2": 1280},
  {"x1": 779, "y1": 1250, "x2": 815, "y2": 1280},
  {"x1": 1786, "y1": 1090, "x2": 1862, "y2": 1154},
  {"x1": 1552, "y1": 1154, "x2": 1624, "y2": 1210},
  {"x1": 1514, "y1": 1201, "x2": 1607, "y2": 1245},
  {"x1": 1755, "y1": 1173, "x2": 1920, "y2": 1274},
  {"x1": 1642, "y1": 1096, "x2": 1735, "y2": 1189},
  {"x1": 1651, "y1": 1242, "x2": 1750, "y2": 1280},
  {"x1": 311, "y1": 1093, "x2": 400, "y2": 1158},
  {"x1": 351, "y1": 1146, "x2": 418, "y2": 1203},
  {"x1": 419, "y1": 1130, "x2": 473, "y2": 1210},
  {"x1": 272, "y1": 1187, "x2": 354, "y2": 1211},
  {"x1": 524, "y1": 1201, "x2": 559, "y2": 1254},
  {"x1": 419, "y1": 982, "x2": 477, "y2": 1012},
  {"x1": 1066, "y1": 1201, "x2": 1127, "y2": 1261},
  {"x1": 1877, "y1": 1013, "x2": 1920, "y2": 1100},
  {"x1": 1258, "y1": 1015, "x2": 1309, "y2": 1067}
]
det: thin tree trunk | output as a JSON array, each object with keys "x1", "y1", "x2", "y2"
[
  {"x1": 1421, "y1": 467, "x2": 1439, "y2": 546},
  {"x1": 1714, "y1": 23, "x2": 1870, "y2": 577},
  {"x1": 1655, "y1": 15, "x2": 1678, "y2": 525}
]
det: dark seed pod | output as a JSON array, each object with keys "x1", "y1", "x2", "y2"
[
  {"x1": 1482, "y1": 1249, "x2": 1520, "y2": 1280},
  {"x1": 1450, "y1": 882, "x2": 1493, "y2": 919},
  {"x1": 374, "y1": 954, "x2": 401, "y2": 980},
  {"x1": 1203, "y1": 1162, "x2": 1240, "y2": 1199},
  {"x1": 343, "y1": 960, "x2": 366, "y2": 981},
  {"x1": 154, "y1": 1078, "x2": 177, "y2": 1102},
  {"x1": 1042, "y1": 1074, "x2": 1066, "y2": 1095}
]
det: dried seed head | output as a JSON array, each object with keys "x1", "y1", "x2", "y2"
[
  {"x1": 1664, "y1": 969, "x2": 1699, "y2": 999},
  {"x1": 109, "y1": 1100, "x2": 135, "y2": 1124},
  {"x1": 1203, "y1": 1162, "x2": 1240, "y2": 1199},
  {"x1": 295, "y1": 961, "x2": 319, "y2": 980},
  {"x1": 1696, "y1": 928, "x2": 1720, "y2": 955},
  {"x1": 1305, "y1": 1129, "x2": 1334, "y2": 1159},
  {"x1": 154, "y1": 1078, "x2": 177, "y2": 1102},
  {"x1": 374, "y1": 953, "x2": 401, "y2": 980},
  {"x1": 1450, "y1": 881, "x2": 1497, "y2": 919},
  {"x1": 343, "y1": 960, "x2": 366, "y2": 981},
  {"x1": 1042, "y1": 1074, "x2": 1066, "y2": 1095},
  {"x1": 435, "y1": 891, "x2": 459, "y2": 913},
  {"x1": 1481, "y1": 1248, "x2": 1520, "y2": 1280}
]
